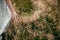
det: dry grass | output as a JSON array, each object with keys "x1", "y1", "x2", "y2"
[
  {"x1": 11, "y1": 0, "x2": 34, "y2": 15},
  {"x1": 5, "y1": 0, "x2": 60, "y2": 40}
]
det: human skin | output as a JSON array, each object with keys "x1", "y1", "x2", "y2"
[{"x1": 5, "y1": 0, "x2": 17, "y2": 20}]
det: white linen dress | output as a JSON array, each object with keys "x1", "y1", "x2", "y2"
[{"x1": 0, "y1": 0, "x2": 11, "y2": 40}]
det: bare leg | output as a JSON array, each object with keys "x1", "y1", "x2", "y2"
[{"x1": 5, "y1": 0, "x2": 17, "y2": 20}]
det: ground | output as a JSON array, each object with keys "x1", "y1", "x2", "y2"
[{"x1": 5, "y1": 0, "x2": 60, "y2": 40}]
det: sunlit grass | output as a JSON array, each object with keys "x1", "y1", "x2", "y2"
[
  {"x1": 5, "y1": 0, "x2": 60, "y2": 40},
  {"x1": 12, "y1": 0, "x2": 34, "y2": 15}
]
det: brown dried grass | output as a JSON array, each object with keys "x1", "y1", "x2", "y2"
[{"x1": 5, "y1": 0, "x2": 60, "y2": 40}]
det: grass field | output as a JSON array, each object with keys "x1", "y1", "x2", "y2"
[
  {"x1": 5, "y1": 0, "x2": 60, "y2": 40},
  {"x1": 11, "y1": 0, "x2": 34, "y2": 15}
]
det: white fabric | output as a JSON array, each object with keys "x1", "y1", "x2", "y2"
[{"x1": 0, "y1": 0, "x2": 11, "y2": 35}]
